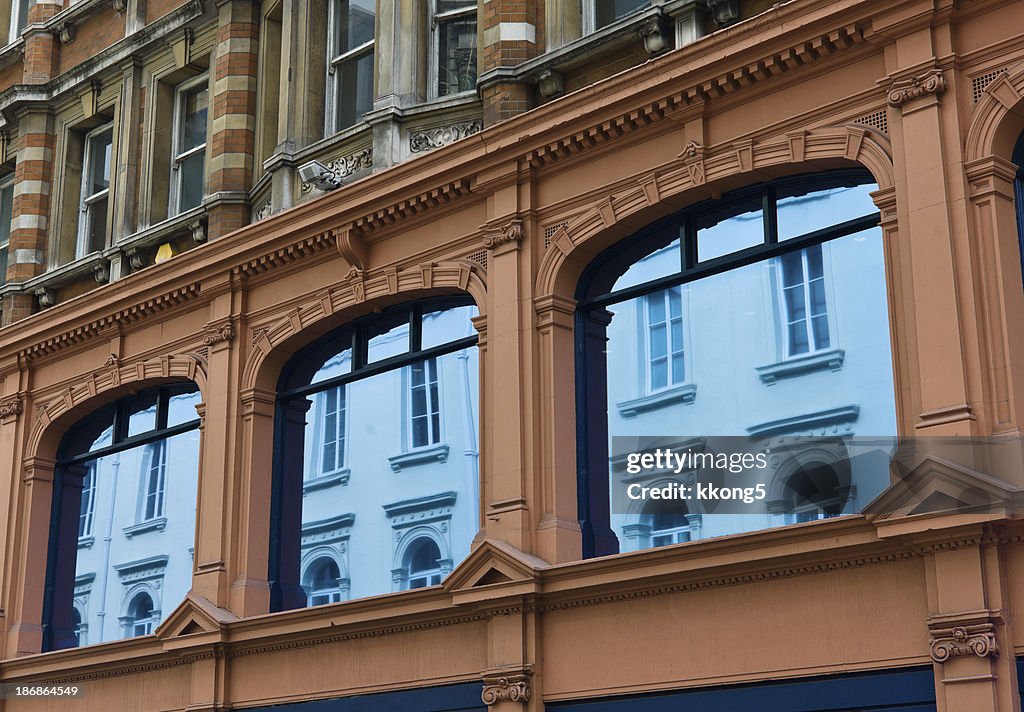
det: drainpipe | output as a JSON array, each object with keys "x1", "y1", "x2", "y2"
[
  {"x1": 458, "y1": 323, "x2": 480, "y2": 546},
  {"x1": 95, "y1": 452, "x2": 121, "y2": 642}
]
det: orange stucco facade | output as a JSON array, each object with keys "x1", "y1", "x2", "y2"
[{"x1": 3, "y1": 0, "x2": 1024, "y2": 710}]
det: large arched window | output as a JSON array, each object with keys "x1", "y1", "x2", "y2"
[
  {"x1": 272, "y1": 298, "x2": 480, "y2": 610},
  {"x1": 577, "y1": 171, "x2": 897, "y2": 557},
  {"x1": 1014, "y1": 130, "x2": 1024, "y2": 278},
  {"x1": 43, "y1": 383, "x2": 202, "y2": 650}
]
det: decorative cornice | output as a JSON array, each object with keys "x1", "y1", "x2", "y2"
[
  {"x1": 351, "y1": 179, "x2": 472, "y2": 236},
  {"x1": 202, "y1": 321, "x2": 235, "y2": 347},
  {"x1": 232, "y1": 232, "x2": 335, "y2": 279},
  {"x1": 482, "y1": 219, "x2": 524, "y2": 250},
  {"x1": 481, "y1": 670, "x2": 532, "y2": 705},
  {"x1": 887, "y1": 68, "x2": 946, "y2": 108},
  {"x1": 0, "y1": 396, "x2": 23, "y2": 420},
  {"x1": 929, "y1": 622, "x2": 999, "y2": 663}
]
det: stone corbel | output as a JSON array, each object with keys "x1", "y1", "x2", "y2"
[
  {"x1": 706, "y1": 0, "x2": 740, "y2": 27},
  {"x1": 189, "y1": 220, "x2": 207, "y2": 244},
  {"x1": 126, "y1": 247, "x2": 146, "y2": 270},
  {"x1": 481, "y1": 668, "x2": 533, "y2": 706},
  {"x1": 537, "y1": 69, "x2": 564, "y2": 99},
  {"x1": 639, "y1": 13, "x2": 671, "y2": 56},
  {"x1": 112, "y1": 0, "x2": 127, "y2": 11},
  {"x1": 0, "y1": 396, "x2": 23, "y2": 422},
  {"x1": 335, "y1": 224, "x2": 368, "y2": 273},
  {"x1": 35, "y1": 288, "x2": 56, "y2": 309},
  {"x1": 482, "y1": 219, "x2": 524, "y2": 251},
  {"x1": 169, "y1": 29, "x2": 195, "y2": 69},
  {"x1": 887, "y1": 68, "x2": 946, "y2": 109},
  {"x1": 79, "y1": 80, "x2": 102, "y2": 119},
  {"x1": 928, "y1": 612, "x2": 1001, "y2": 663},
  {"x1": 54, "y1": 22, "x2": 76, "y2": 44}
]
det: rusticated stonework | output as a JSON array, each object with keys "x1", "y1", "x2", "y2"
[
  {"x1": 409, "y1": 121, "x2": 483, "y2": 153},
  {"x1": 481, "y1": 671, "x2": 532, "y2": 705},
  {"x1": 929, "y1": 622, "x2": 998, "y2": 663},
  {"x1": 887, "y1": 69, "x2": 946, "y2": 108}
]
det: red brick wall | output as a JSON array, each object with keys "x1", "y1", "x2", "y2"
[{"x1": 58, "y1": 6, "x2": 127, "y2": 75}]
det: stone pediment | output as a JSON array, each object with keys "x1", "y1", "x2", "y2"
[
  {"x1": 155, "y1": 592, "x2": 239, "y2": 643},
  {"x1": 443, "y1": 539, "x2": 548, "y2": 604}
]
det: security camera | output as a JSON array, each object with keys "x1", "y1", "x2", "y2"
[{"x1": 298, "y1": 160, "x2": 341, "y2": 191}]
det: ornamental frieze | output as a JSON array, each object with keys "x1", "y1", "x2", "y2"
[
  {"x1": 410, "y1": 121, "x2": 483, "y2": 154},
  {"x1": 300, "y1": 148, "x2": 373, "y2": 193},
  {"x1": 887, "y1": 69, "x2": 946, "y2": 108}
]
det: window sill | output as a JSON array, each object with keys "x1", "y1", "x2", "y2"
[
  {"x1": 755, "y1": 348, "x2": 845, "y2": 385},
  {"x1": 388, "y1": 443, "x2": 450, "y2": 472},
  {"x1": 122, "y1": 517, "x2": 167, "y2": 539},
  {"x1": 77, "y1": 535, "x2": 95, "y2": 549},
  {"x1": 616, "y1": 383, "x2": 697, "y2": 418},
  {"x1": 303, "y1": 469, "x2": 351, "y2": 494}
]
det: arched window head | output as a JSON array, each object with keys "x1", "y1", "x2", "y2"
[
  {"x1": 577, "y1": 170, "x2": 897, "y2": 557},
  {"x1": 272, "y1": 298, "x2": 480, "y2": 611},
  {"x1": 406, "y1": 537, "x2": 443, "y2": 590},
  {"x1": 781, "y1": 461, "x2": 847, "y2": 524},
  {"x1": 305, "y1": 557, "x2": 344, "y2": 606},
  {"x1": 126, "y1": 592, "x2": 157, "y2": 638},
  {"x1": 43, "y1": 383, "x2": 202, "y2": 651}
]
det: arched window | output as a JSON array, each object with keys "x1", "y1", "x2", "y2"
[
  {"x1": 125, "y1": 592, "x2": 158, "y2": 637},
  {"x1": 272, "y1": 298, "x2": 480, "y2": 610},
  {"x1": 779, "y1": 460, "x2": 847, "y2": 525},
  {"x1": 304, "y1": 557, "x2": 345, "y2": 606},
  {"x1": 42, "y1": 383, "x2": 202, "y2": 651},
  {"x1": 579, "y1": 171, "x2": 897, "y2": 557},
  {"x1": 405, "y1": 537, "x2": 443, "y2": 589},
  {"x1": 1014, "y1": 131, "x2": 1024, "y2": 279},
  {"x1": 71, "y1": 606, "x2": 85, "y2": 646}
]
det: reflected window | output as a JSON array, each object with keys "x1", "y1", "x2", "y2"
[
  {"x1": 72, "y1": 606, "x2": 85, "y2": 646},
  {"x1": 273, "y1": 299, "x2": 480, "y2": 610},
  {"x1": 0, "y1": 175, "x2": 13, "y2": 286},
  {"x1": 433, "y1": 0, "x2": 477, "y2": 98},
  {"x1": 406, "y1": 537, "x2": 443, "y2": 589},
  {"x1": 305, "y1": 557, "x2": 344, "y2": 605},
  {"x1": 576, "y1": 170, "x2": 895, "y2": 558},
  {"x1": 328, "y1": 0, "x2": 375, "y2": 132},
  {"x1": 591, "y1": 0, "x2": 649, "y2": 30},
  {"x1": 780, "y1": 460, "x2": 846, "y2": 525},
  {"x1": 43, "y1": 384, "x2": 202, "y2": 651}
]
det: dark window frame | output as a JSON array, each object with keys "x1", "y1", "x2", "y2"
[
  {"x1": 574, "y1": 170, "x2": 882, "y2": 558},
  {"x1": 270, "y1": 296, "x2": 478, "y2": 612},
  {"x1": 41, "y1": 382, "x2": 201, "y2": 652}
]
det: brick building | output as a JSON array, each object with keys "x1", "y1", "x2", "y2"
[{"x1": 2, "y1": 0, "x2": 1024, "y2": 710}]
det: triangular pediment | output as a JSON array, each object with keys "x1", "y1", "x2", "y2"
[
  {"x1": 443, "y1": 539, "x2": 548, "y2": 596},
  {"x1": 864, "y1": 455, "x2": 1022, "y2": 523},
  {"x1": 155, "y1": 592, "x2": 240, "y2": 640}
]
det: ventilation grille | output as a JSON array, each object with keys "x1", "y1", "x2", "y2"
[
  {"x1": 466, "y1": 249, "x2": 488, "y2": 270},
  {"x1": 854, "y1": 109, "x2": 888, "y2": 135},
  {"x1": 544, "y1": 221, "x2": 569, "y2": 249},
  {"x1": 972, "y1": 68, "x2": 1007, "y2": 103}
]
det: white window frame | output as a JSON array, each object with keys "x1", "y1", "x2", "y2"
[
  {"x1": 0, "y1": 174, "x2": 12, "y2": 287},
  {"x1": 644, "y1": 286, "x2": 685, "y2": 393},
  {"x1": 315, "y1": 385, "x2": 347, "y2": 477},
  {"x1": 777, "y1": 245, "x2": 831, "y2": 358},
  {"x1": 326, "y1": 0, "x2": 375, "y2": 134},
  {"x1": 304, "y1": 556, "x2": 345, "y2": 606},
  {"x1": 408, "y1": 356, "x2": 441, "y2": 449},
  {"x1": 126, "y1": 592, "x2": 158, "y2": 637},
  {"x1": 429, "y1": 0, "x2": 477, "y2": 100},
  {"x1": 78, "y1": 463, "x2": 96, "y2": 538},
  {"x1": 77, "y1": 123, "x2": 113, "y2": 258},
  {"x1": 8, "y1": 0, "x2": 30, "y2": 44},
  {"x1": 169, "y1": 74, "x2": 209, "y2": 217},
  {"x1": 141, "y1": 440, "x2": 167, "y2": 522},
  {"x1": 583, "y1": 0, "x2": 650, "y2": 33},
  {"x1": 405, "y1": 536, "x2": 443, "y2": 590}
]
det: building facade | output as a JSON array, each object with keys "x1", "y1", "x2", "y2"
[{"x1": 2, "y1": 0, "x2": 1024, "y2": 710}]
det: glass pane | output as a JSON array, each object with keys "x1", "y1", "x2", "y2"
[
  {"x1": 0, "y1": 179, "x2": 13, "y2": 246},
  {"x1": 178, "y1": 151, "x2": 205, "y2": 212},
  {"x1": 86, "y1": 198, "x2": 108, "y2": 254},
  {"x1": 602, "y1": 227, "x2": 896, "y2": 552},
  {"x1": 69, "y1": 429, "x2": 200, "y2": 646},
  {"x1": 87, "y1": 129, "x2": 113, "y2": 198},
  {"x1": 778, "y1": 183, "x2": 878, "y2": 241},
  {"x1": 299, "y1": 346, "x2": 479, "y2": 602},
  {"x1": 180, "y1": 87, "x2": 208, "y2": 153},
  {"x1": 366, "y1": 316, "x2": 410, "y2": 364},
  {"x1": 421, "y1": 304, "x2": 479, "y2": 349},
  {"x1": 594, "y1": 0, "x2": 649, "y2": 28},
  {"x1": 437, "y1": 16, "x2": 477, "y2": 96},
  {"x1": 16, "y1": 0, "x2": 29, "y2": 32},
  {"x1": 310, "y1": 343, "x2": 352, "y2": 385},
  {"x1": 0, "y1": 245, "x2": 7, "y2": 287},
  {"x1": 167, "y1": 388, "x2": 202, "y2": 428},
  {"x1": 336, "y1": 49, "x2": 374, "y2": 130},
  {"x1": 335, "y1": 0, "x2": 375, "y2": 56},
  {"x1": 696, "y1": 208, "x2": 764, "y2": 261},
  {"x1": 611, "y1": 238, "x2": 680, "y2": 293},
  {"x1": 125, "y1": 392, "x2": 159, "y2": 437}
]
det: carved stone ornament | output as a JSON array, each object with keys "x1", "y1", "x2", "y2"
[
  {"x1": 300, "y1": 149, "x2": 373, "y2": 193},
  {"x1": 929, "y1": 623, "x2": 998, "y2": 663},
  {"x1": 482, "y1": 220, "x2": 524, "y2": 250},
  {"x1": 887, "y1": 69, "x2": 946, "y2": 108},
  {"x1": 203, "y1": 322, "x2": 235, "y2": 347},
  {"x1": 481, "y1": 672, "x2": 532, "y2": 705},
  {"x1": 0, "y1": 397, "x2": 23, "y2": 420},
  {"x1": 409, "y1": 121, "x2": 483, "y2": 154}
]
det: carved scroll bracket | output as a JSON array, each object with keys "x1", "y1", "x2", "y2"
[
  {"x1": 481, "y1": 667, "x2": 533, "y2": 706},
  {"x1": 928, "y1": 612, "x2": 1001, "y2": 664},
  {"x1": 887, "y1": 68, "x2": 946, "y2": 108},
  {"x1": 335, "y1": 224, "x2": 368, "y2": 274},
  {"x1": 482, "y1": 219, "x2": 524, "y2": 251}
]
